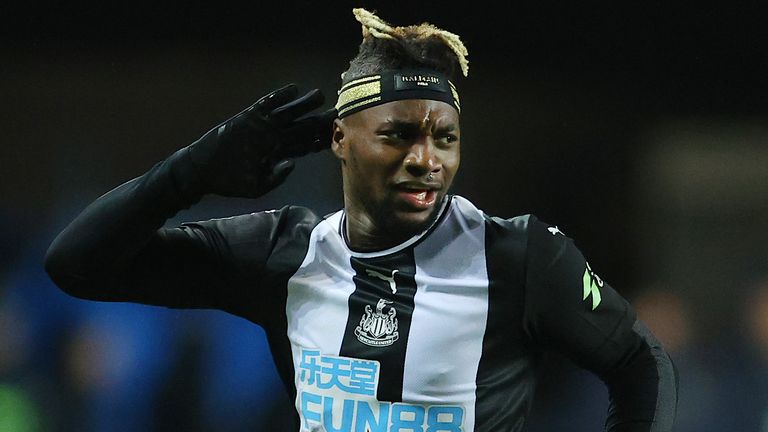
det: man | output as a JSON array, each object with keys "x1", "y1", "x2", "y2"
[{"x1": 45, "y1": 8, "x2": 677, "y2": 432}]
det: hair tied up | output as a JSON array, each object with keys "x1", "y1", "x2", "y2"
[{"x1": 351, "y1": 8, "x2": 469, "y2": 77}]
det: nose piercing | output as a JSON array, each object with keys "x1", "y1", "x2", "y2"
[{"x1": 427, "y1": 173, "x2": 434, "y2": 181}]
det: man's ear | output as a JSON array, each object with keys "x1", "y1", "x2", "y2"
[{"x1": 331, "y1": 118, "x2": 345, "y2": 161}]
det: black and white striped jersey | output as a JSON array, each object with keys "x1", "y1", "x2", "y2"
[{"x1": 45, "y1": 157, "x2": 678, "y2": 431}]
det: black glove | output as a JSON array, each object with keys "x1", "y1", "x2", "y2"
[{"x1": 171, "y1": 84, "x2": 336, "y2": 199}]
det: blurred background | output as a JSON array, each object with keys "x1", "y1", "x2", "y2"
[{"x1": 1, "y1": 0, "x2": 767, "y2": 430}]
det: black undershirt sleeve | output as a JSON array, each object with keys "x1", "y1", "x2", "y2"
[
  {"x1": 44, "y1": 148, "x2": 288, "y2": 320},
  {"x1": 522, "y1": 216, "x2": 678, "y2": 432}
]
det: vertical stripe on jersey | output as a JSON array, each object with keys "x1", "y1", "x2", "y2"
[
  {"x1": 254, "y1": 206, "x2": 327, "y2": 430},
  {"x1": 475, "y1": 214, "x2": 534, "y2": 432},
  {"x1": 407, "y1": 196, "x2": 490, "y2": 432},
  {"x1": 339, "y1": 250, "x2": 418, "y2": 403},
  {"x1": 286, "y1": 217, "x2": 357, "y2": 425}
]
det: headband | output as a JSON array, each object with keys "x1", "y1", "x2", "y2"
[{"x1": 335, "y1": 70, "x2": 460, "y2": 118}]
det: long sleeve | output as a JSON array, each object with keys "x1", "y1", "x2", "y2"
[
  {"x1": 522, "y1": 216, "x2": 678, "y2": 431},
  {"x1": 43, "y1": 147, "x2": 287, "y2": 318}
]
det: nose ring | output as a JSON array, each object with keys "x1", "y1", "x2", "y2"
[{"x1": 427, "y1": 173, "x2": 434, "y2": 181}]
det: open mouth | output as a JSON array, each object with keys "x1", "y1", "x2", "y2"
[{"x1": 395, "y1": 185, "x2": 439, "y2": 210}]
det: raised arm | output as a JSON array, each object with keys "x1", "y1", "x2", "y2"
[
  {"x1": 44, "y1": 84, "x2": 335, "y2": 314},
  {"x1": 523, "y1": 216, "x2": 678, "y2": 432}
]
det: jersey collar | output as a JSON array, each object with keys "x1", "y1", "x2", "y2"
[{"x1": 337, "y1": 195, "x2": 453, "y2": 258}]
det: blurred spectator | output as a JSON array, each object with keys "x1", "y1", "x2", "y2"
[
  {"x1": 633, "y1": 288, "x2": 719, "y2": 432},
  {"x1": 718, "y1": 275, "x2": 768, "y2": 432},
  {"x1": 3, "y1": 230, "x2": 182, "y2": 431},
  {"x1": 528, "y1": 286, "x2": 712, "y2": 432},
  {"x1": 0, "y1": 300, "x2": 43, "y2": 432},
  {"x1": 2, "y1": 213, "x2": 287, "y2": 431}
]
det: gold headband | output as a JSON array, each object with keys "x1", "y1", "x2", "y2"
[{"x1": 336, "y1": 70, "x2": 460, "y2": 118}]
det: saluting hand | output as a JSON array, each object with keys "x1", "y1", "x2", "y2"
[{"x1": 179, "y1": 84, "x2": 336, "y2": 198}]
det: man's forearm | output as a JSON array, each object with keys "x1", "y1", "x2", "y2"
[
  {"x1": 45, "y1": 84, "x2": 333, "y2": 301},
  {"x1": 602, "y1": 320, "x2": 678, "y2": 432},
  {"x1": 44, "y1": 149, "x2": 203, "y2": 298}
]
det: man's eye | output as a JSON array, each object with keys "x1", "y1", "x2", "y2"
[
  {"x1": 437, "y1": 134, "x2": 458, "y2": 144},
  {"x1": 381, "y1": 130, "x2": 409, "y2": 140}
]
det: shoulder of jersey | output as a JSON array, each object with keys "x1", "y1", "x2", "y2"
[
  {"x1": 188, "y1": 205, "x2": 321, "y2": 236},
  {"x1": 445, "y1": 195, "x2": 530, "y2": 232}
]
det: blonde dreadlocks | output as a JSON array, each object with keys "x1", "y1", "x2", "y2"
[{"x1": 342, "y1": 9, "x2": 469, "y2": 82}]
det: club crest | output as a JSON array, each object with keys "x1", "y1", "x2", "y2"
[{"x1": 355, "y1": 299, "x2": 399, "y2": 347}]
